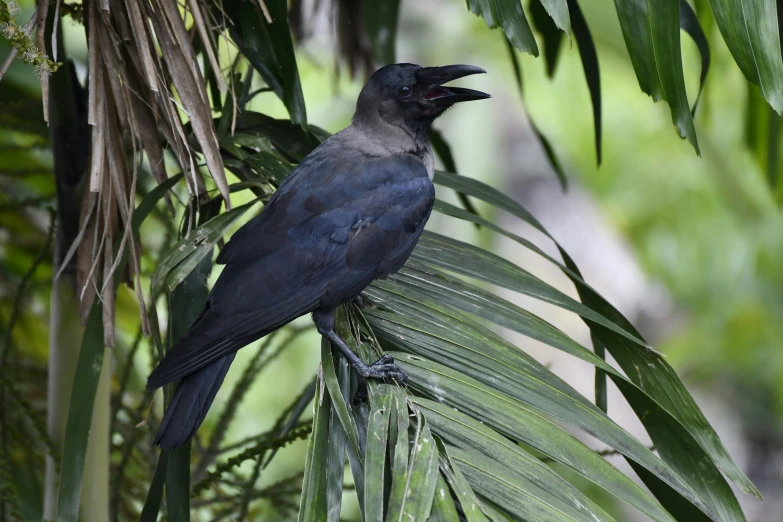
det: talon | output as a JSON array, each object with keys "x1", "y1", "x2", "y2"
[
  {"x1": 377, "y1": 353, "x2": 394, "y2": 365},
  {"x1": 390, "y1": 371, "x2": 408, "y2": 386},
  {"x1": 361, "y1": 360, "x2": 408, "y2": 385},
  {"x1": 351, "y1": 295, "x2": 364, "y2": 309}
]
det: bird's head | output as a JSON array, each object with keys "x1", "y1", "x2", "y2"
[{"x1": 353, "y1": 63, "x2": 490, "y2": 139}]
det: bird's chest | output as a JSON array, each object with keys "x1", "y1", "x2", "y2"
[
  {"x1": 413, "y1": 144, "x2": 435, "y2": 180},
  {"x1": 422, "y1": 147, "x2": 434, "y2": 180}
]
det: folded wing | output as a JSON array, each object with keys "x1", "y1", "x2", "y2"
[{"x1": 147, "y1": 150, "x2": 434, "y2": 391}]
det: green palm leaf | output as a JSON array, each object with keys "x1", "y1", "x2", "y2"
[
  {"x1": 612, "y1": 0, "x2": 698, "y2": 151},
  {"x1": 467, "y1": 0, "x2": 539, "y2": 55},
  {"x1": 708, "y1": 0, "x2": 783, "y2": 113},
  {"x1": 433, "y1": 170, "x2": 757, "y2": 495}
]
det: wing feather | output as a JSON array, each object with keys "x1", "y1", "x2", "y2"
[
  {"x1": 148, "y1": 142, "x2": 435, "y2": 391},
  {"x1": 147, "y1": 282, "x2": 326, "y2": 390}
]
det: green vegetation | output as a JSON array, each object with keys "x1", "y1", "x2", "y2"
[{"x1": 1, "y1": 0, "x2": 781, "y2": 521}]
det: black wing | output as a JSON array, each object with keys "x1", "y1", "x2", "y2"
[{"x1": 147, "y1": 148, "x2": 434, "y2": 391}]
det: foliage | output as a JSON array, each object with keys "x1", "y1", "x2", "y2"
[
  {"x1": 1, "y1": 0, "x2": 781, "y2": 520},
  {"x1": 0, "y1": 1, "x2": 58, "y2": 78}
]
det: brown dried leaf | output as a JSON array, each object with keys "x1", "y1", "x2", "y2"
[
  {"x1": 152, "y1": 0, "x2": 232, "y2": 207},
  {"x1": 117, "y1": 4, "x2": 177, "y2": 213},
  {"x1": 52, "y1": 0, "x2": 63, "y2": 62},
  {"x1": 188, "y1": 0, "x2": 227, "y2": 93},
  {"x1": 73, "y1": 0, "x2": 240, "y2": 338},
  {"x1": 159, "y1": 88, "x2": 199, "y2": 197},
  {"x1": 87, "y1": 4, "x2": 105, "y2": 193},
  {"x1": 98, "y1": 24, "x2": 136, "y2": 144},
  {"x1": 135, "y1": 4, "x2": 198, "y2": 197},
  {"x1": 257, "y1": 0, "x2": 273, "y2": 24},
  {"x1": 55, "y1": 193, "x2": 96, "y2": 282},
  {"x1": 102, "y1": 232, "x2": 115, "y2": 346},
  {"x1": 109, "y1": 0, "x2": 133, "y2": 42},
  {"x1": 76, "y1": 192, "x2": 98, "y2": 320},
  {"x1": 105, "y1": 90, "x2": 131, "y2": 226},
  {"x1": 158, "y1": 0, "x2": 204, "y2": 96},
  {"x1": 99, "y1": 162, "x2": 117, "y2": 345},
  {"x1": 103, "y1": 95, "x2": 150, "y2": 335},
  {"x1": 129, "y1": 79, "x2": 175, "y2": 213},
  {"x1": 88, "y1": 81, "x2": 106, "y2": 193},
  {"x1": 35, "y1": 0, "x2": 50, "y2": 123},
  {"x1": 78, "y1": 187, "x2": 105, "y2": 322},
  {"x1": 124, "y1": 0, "x2": 160, "y2": 92},
  {"x1": 87, "y1": 1, "x2": 100, "y2": 126}
]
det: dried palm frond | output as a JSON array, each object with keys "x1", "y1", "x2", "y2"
[
  {"x1": 30, "y1": 0, "x2": 234, "y2": 344},
  {"x1": 5, "y1": 0, "x2": 374, "y2": 342}
]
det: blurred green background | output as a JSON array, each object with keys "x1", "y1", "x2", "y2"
[{"x1": 1, "y1": 0, "x2": 781, "y2": 520}]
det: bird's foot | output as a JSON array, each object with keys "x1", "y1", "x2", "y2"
[
  {"x1": 352, "y1": 355, "x2": 404, "y2": 404},
  {"x1": 359, "y1": 354, "x2": 408, "y2": 385},
  {"x1": 351, "y1": 294, "x2": 364, "y2": 310}
]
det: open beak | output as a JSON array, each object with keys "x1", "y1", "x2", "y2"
[{"x1": 418, "y1": 64, "x2": 491, "y2": 106}]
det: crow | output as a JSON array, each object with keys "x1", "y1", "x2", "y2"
[{"x1": 147, "y1": 63, "x2": 490, "y2": 451}]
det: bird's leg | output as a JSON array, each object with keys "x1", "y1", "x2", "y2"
[
  {"x1": 313, "y1": 309, "x2": 407, "y2": 385},
  {"x1": 350, "y1": 294, "x2": 364, "y2": 309},
  {"x1": 353, "y1": 377, "x2": 368, "y2": 405}
]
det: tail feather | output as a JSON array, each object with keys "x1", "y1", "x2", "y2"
[{"x1": 154, "y1": 353, "x2": 236, "y2": 451}]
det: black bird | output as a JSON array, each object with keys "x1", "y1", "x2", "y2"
[{"x1": 147, "y1": 63, "x2": 490, "y2": 451}]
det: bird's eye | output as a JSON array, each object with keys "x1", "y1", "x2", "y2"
[{"x1": 398, "y1": 85, "x2": 412, "y2": 98}]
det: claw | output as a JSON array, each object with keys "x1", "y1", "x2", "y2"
[
  {"x1": 391, "y1": 370, "x2": 408, "y2": 386},
  {"x1": 377, "y1": 353, "x2": 394, "y2": 365},
  {"x1": 314, "y1": 307, "x2": 405, "y2": 388},
  {"x1": 360, "y1": 354, "x2": 408, "y2": 385},
  {"x1": 351, "y1": 295, "x2": 364, "y2": 309}
]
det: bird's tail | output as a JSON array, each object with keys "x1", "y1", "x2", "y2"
[{"x1": 154, "y1": 353, "x2": 236, "y2": 451}]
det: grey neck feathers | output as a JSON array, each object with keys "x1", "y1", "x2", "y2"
[
  {"x1": 346, "y1": 110, "x2": 434, "y2": 180},
  {"x1": 351, "y1": 105, "x2": 431, "y2": 155}
]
